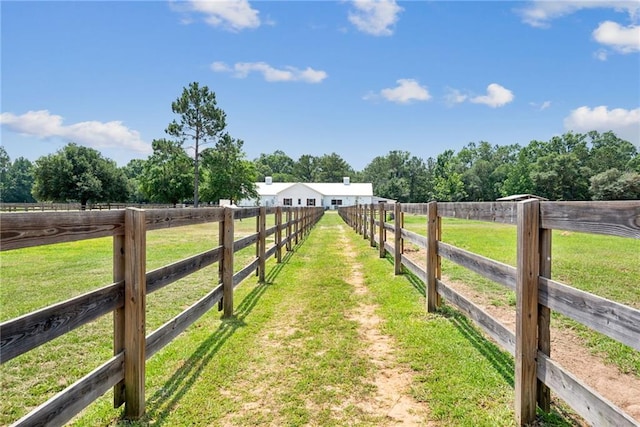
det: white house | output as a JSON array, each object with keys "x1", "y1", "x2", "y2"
[{"x1": 237, "y1": 177, "x2": 374, "y2": 209}]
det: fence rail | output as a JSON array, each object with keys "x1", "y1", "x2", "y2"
[
  {"x1": 339, "y1": 200, "x2": 639, "y2": 427},
  {"x1": 0, "y1": 202, "x2": 181, "y2": 212},
  {"x1": 0, "y1": 206, "x2": 324, "y2": 426}
]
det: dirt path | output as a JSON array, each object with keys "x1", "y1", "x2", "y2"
[{"x1": 339, "y1": 226, "x2": 433, "y2": 426}]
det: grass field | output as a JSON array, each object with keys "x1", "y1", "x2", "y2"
[
  {"x1": 401, "y1": 214, "x2": 640, "y2": 376},
  {"x1": 0, "y1": 216, "x2": 269, "y2": 424},
  {"x1": 0, "y1": 211, "x2": 636, "y2": 425}
]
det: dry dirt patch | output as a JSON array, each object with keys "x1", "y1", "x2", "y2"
[{"x1": 340, "y1": 228, "x2": 432, "y2": 426}]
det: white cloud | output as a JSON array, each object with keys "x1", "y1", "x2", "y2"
[
  {"x1": 177, "y1": 0, "x2": 261, "y2": 31},
  {"x1": 211, "y1": 61, "x2": 231, "y2": 72},
  {"x1": 443, "y1": 87, "x2": 468, "y2": 107},
  {"x1": 348, "y1": 0, "x2": 403, "y2": 36},
  {"x1": 211, "y1": 61, "x2": 328, "y2": 83},
  {"x1": 564, "y1": 105, "x2": 640, "y2": 146},
  {"x1": 0, "y1": 110, "x2": 150, "y2": 154},
  {"x1": 593, "y1": 49, "x2": 609, "y2": 61},
  {"x1": 530, "y1": 100, "x2": 552, "y2": 111},
  {"x1": 517, "y1": 1, "x2": 640, "y2": 28},
  {"x1": 593, "y1": 21, "x2": 640, "y2": 53},
  {"x1": 366, "y1": 79, "x2": 430, "y2": 104},
  {"x1": 470, "y1": 83, "x2": 515, "y2": 108}
]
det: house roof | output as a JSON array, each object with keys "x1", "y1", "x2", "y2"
[{"x1": 257, "y1": 182, "x2": 373, "y2": 197}]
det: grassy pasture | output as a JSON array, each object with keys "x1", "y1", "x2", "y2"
[
  {"x1": 401, "y1": 215, "x2": 640, "y2": 376},
  {"x1": 0, "y1": 211, "x2": 635, "y2": 425},
  {"x1": 0, "y1": 216, "x2": 270, "y2": 424}
]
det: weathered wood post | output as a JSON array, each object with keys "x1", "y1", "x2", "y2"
[
  {"x1": 113, "y1": 233, "x2": 125, "y2": 408},
  {"x1": 426, "y1": 201, "x2": 441, "y2": 312},
  {"x1": 123, "y1": 208, "x2": 146, "y2": 418},
  {"x1": 515, "y1": 199, "x2": 540, "y2": 426},
  {"x1": 537, "y1": 224, "x2": 552, "y2": 412},
  {"x1": 378, "y1": 202, "x2": 385, "y2": 258},
  {"x1": 286, "y1": 208, "x2": 292, "y2": 251},
  {"x1": 294, "y1": 208, "x2": 300, "y2": 245},
  {"x1": 275, "y1": 206, "x2": 282, "y2": 263},
  {"x1": 394, "y1": 202, "x2": 402, "y2": 275},
  {"x1": 369, "y1": 204, "x2": 375, "y2": 247},
  {"x1": 258, "y1": 207, "x2": 266, "y2": 282},
  {"x1": 218, "y1": 213, "x2": 224, "y2": 287},
  {"x1": 362, "y1": 203, "x2": 368, "y2": 239},
  {"x1": 222, "y1": 207, "x2": 235, "y2": 318},
  {"x1": 401, "y1": 211, "x2": 405, "y2": 254}
]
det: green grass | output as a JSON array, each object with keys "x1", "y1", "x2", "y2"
[
  {"x1": 346, "y1": 226, "x2": 578, "y2": 426},
  {"x1": 0, "y1": 211, "x2": 630, "y2": 425},
  {"x1": 0, "y1": 214, "x2": 273, "y2": 424},
  {"x1": 401, "y1": 214, "x2": 640, "y2": 376}
]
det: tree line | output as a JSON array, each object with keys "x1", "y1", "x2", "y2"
[{"x1": 1, "y1": 83, "x2": 639, "y2": 206}]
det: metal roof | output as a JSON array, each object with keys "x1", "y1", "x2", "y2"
[
  {"x1": 496, "y1": 194, "x2": 548, "y2": 201},
  {"x1": 256, "y1": 182, "x2": 373, "y2": 197}
]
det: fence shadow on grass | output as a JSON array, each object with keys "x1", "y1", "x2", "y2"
[
  {"x1": 402, "y1": 267, "x2": 426, "y2": 296},
  {"x1": 440, "y1": 305, "x2": 515, "y2": 386},
  {"x1": 138, "y1": 248, "x2": 297, "y2": 426}
]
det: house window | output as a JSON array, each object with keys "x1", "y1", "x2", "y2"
[
  {"x1": 306, "y1": 198, "x2": 316, "y2": 206},
  {"x1": 298, "y1": 199, "x2": 301, "y2": 205},
  {"x1": 283, "y1": 198, "x2": 292, "y2": 206},
  {"x1": 331, "y1": 199, "x2": 343, "y2": 206}
]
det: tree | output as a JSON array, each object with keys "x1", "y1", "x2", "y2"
[
  {"x1": 32, "y1": 143, "x2": 128, "y2": 208},
  {"x1": 123, "y1": 158, "x2": 147, "y2": 203},
  {"x1": 432, "y1": 150, "x2": 466, "y2": 201},
  {"x1": 166, "y1": 82, "x2": 227, "y2": 207},
  {"x1": 200, "y1": 134, "x2": 258, "y2": 204},
  {"x1": 293, "y1": 155, "x2": 319, "y2": 182},
  {"x1": 2, "y1": 157, "x2": 36, "y2": 202},
  {"x1": 590, "y1": 168, "x2": 640, "y2": 200},
  {"x1": 587, "y1": 131, "x2": 638, "y2": 175},
  {"x1": 0, "y1": 147, "x2": 12, "y2": 201},
  {"x1": 254, "y1": 150, "x2": 296, "y2": 182},
  {"x1": 314, "y1": 153, "x2": 355, "y2": 182},
  {"x1": 362, "y1": 150, "x2": 431, "y2": 202},
  {"x1": 139, "y1": 139, "x2": 194, "y2": 206}
]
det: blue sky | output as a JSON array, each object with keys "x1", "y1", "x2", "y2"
[{"x1": 2, "y1": 1, "x2": 639, "y2": 171}]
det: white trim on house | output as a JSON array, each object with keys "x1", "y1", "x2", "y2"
[{"x1": 237, "y1": 177, "x2": 374, "y2": 209}]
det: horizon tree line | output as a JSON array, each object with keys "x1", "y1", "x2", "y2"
[{"x1": 1, "y1": 83, "x2": 638, "y2": 205}]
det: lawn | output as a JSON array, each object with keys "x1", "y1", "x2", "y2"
[{"x1": 401, "y1": 214, "x2": 640, "y2": 376}]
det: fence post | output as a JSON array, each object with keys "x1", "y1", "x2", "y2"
[
  {"x1": 112, "y1": 234, "x2": 125, "y2": 408},
  {"x1": 537, "y1": 226, "x2": 552, "y2": 412},
  {"x1": 362, "y1": 204, "x2": 368, "y2": 239},
  {"x1": 123, "y1": 208, "x2": 146, "y2": 418},
  {"x1": 369, "y1": 204, "x2": 375, "y2": 247},
  {"x1": 378, "y1": 202, "x2": 385, "y2": 258},
  {"x1": 294, "y1": 208, "x2": 300, "y2": 245},
  {"x1": 222, "y1": 207, "x2": 235, "y2": 318},
  {"x1": 426, "y1": 201, "x2": 441, "y2": 312},
  {"x1": 258, "y1": 207, "x2": 266, "y2": 282},
  {"x1": 394, "y1": 202, "x2": 402, "y2": 275},
  {"x1": 275, "y1": 207, "x2": 282, "y2": 263},
  {"x1": 286, "y1": 208, "x2": 292, "y2": 251},
  {"x1": 401, "y1": 211, "x2": 405, "y2": 254},
  {"x1": 515, "y1": 199, "x2": 540, "y2": 426}
]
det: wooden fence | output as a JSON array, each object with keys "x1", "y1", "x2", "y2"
[
  {"x1": 0, "y1": 206, "x2": 324, "y2": 425},
  {"x1": 339, "y1": 200, "x2": 640, "y2": 427},
  {"x1": 0, "y1": 202, "x2": 179, "y2": 212}
]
